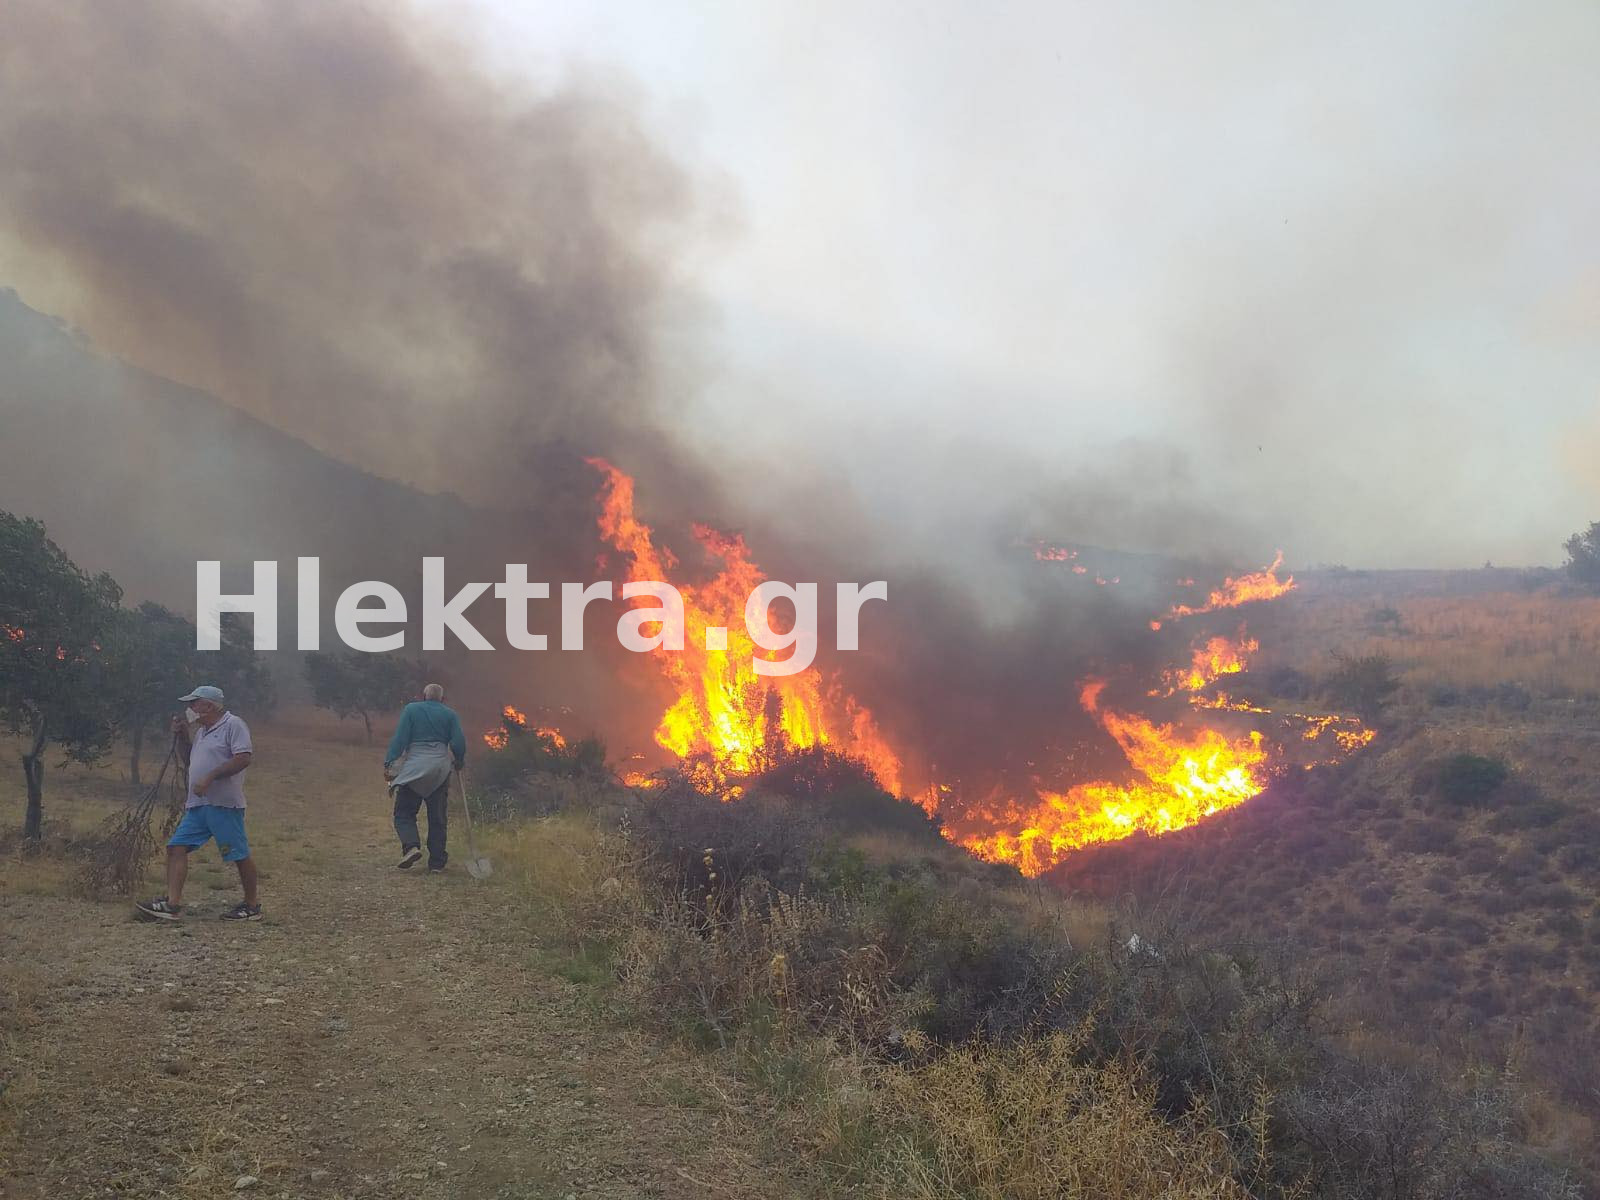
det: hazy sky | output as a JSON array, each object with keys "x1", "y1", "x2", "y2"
[{"x1": 448, "y1": 0, "x2": 1600, "y2": 568}]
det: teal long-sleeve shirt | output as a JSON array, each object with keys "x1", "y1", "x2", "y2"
[{"x1": 385, "y1": 700, "x2": 467, "y2": 767}]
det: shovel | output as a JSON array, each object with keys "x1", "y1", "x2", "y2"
[{"x1": 455, "y1": 768, "x2": 492, "y2": 880}]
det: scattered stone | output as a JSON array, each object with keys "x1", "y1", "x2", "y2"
[{"x1": 234, "y1": 1175, "x2": 259, "y2": 1190}]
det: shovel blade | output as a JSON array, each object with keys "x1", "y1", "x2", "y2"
[{"x1": 466, "y1": 856, "x2": 493, "y2": 879}]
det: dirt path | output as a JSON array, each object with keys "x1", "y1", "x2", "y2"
[{"x1": 0, "y1": 729, "x2": 811, "y2": 1199}]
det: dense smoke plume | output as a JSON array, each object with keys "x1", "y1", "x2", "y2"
[
  {"x1": 0, "y1": 0, "x2": 710, "y2": 513},
  {"x1": 0, "y1": 0, "x2": 1189, "y2": 789}
]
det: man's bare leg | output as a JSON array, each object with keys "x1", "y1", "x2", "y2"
[
  {"x1": 165, "y1": 845, "x2": 189, "y2": 907},
  {"x1": 235, "y1": 857, "x2": 259, "y2": 907}
]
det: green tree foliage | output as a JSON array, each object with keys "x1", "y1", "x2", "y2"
[
  {"x1": 107, "y1": 603, "x2": 275, "y2": 783},
  {"x1": 304, "y1": 650, "x2": 422, "y2": 742},
  {"x1": 0, "y1": 512, "x2": 122, "y2": 840},
  {"x1": 1562, "y1": 520, "x2": 1600, "y2": 588},
  {"x1": 1434, "y1": 753, "x2": 1509, "y2": 808},
  {"x1": 1323, "y1": 651, "x2": 1401, "y2": 720}
]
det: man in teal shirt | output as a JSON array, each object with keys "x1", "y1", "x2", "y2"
[{"x1": 384, "y1": 683, "x2": 467, "y2": 871}]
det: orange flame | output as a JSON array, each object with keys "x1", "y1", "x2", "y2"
[
  {"x1": 1153, "y1": 552, "x2": 1294, "y2": 629},
  {"x1": 1292, "y1": 711, "x2": 1374, "y2": 752},
  {"x1": 1155, "y1": 629, "x2": 1259, "y2": 696},
  {"x1": 588, "y1": 458, "x2": 900, "y2": 793},
  {"x1": 482, "y1": 704, "x2": 568, "y2": 751},
  {"x1": 932, "y1": 573, "x2": 1372, "y2": 875},
  {"x1": 956, "y1": 680, "x2": 1269, "y2": 877}
]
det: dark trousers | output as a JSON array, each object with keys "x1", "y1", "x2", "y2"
[{"x1": 393, "y1": 780, "x2": 448, "y2": 869}]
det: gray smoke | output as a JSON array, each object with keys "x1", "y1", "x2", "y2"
[
  {"x1": 0, "y1": 0, "x2": 1254, "y2": 791},
  {"x1": 0, "y1": 0, "x2": 705, "y2": 509}
]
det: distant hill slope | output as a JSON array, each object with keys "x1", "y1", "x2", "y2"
[
  {"x1": 0, "y1": 287, "x2": 496, "y2": 606},
  {"x1": 0, "y1": 288, "x2": 630, "y2": 726},
  {"x1": 1048, "y1": 575, "x2": 1600, "y2": 1132}
]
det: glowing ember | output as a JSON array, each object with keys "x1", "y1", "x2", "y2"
[
  {"x1": 1191, "y1": 692, "x2": 1272, "y2": 714},
  {"x1": 1152, "y1": 552, "x2": 1295, "y2": 629},
  {"x1": 588, "y1": 458, "x2": 901, "y2": 793},
  {"x1": 1, "y1": 623, "x2": 86, "y2": 663},
  {"x1": 483, "y1": 704, "x2": 568, "y2": 751},
  {"x1": 1033, "y1": 542, "x2": 1078, "y2": 562},
  {"x1": 1292, "y1": 711, "x2": 1374, "y2": 752},
  {"x1": 1334, "y1": 726, "x2": 1377, "y2": 752}
]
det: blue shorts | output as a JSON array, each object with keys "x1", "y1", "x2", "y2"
[{"x1": 168, "y1": 805, "x2": 251, "y2": 862}]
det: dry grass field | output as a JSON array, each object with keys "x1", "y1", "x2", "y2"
[{"x1": 1257, "y1": 570, "x2": 1600, "y2": 701}]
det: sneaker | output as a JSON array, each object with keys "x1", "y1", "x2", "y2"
[
  {"x1": 136, "y1": 896, "x2": 183, "y2": 922},
  {"x1": 426, "y1": 864, "x2": 447, "y2": 874},
  {"x1": 221, "y1": 902, "x2": 263, "y2": 922},
  {"x1": 397, "y1": 846, "x2": 423, "y2": 870}
]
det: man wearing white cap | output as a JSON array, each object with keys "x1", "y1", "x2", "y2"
[{"x1": 136, "y1": 685, "x2": 261, "y2": 922}]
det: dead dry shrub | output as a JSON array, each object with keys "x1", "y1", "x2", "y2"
[
  {"x1": 870, "y1": 1025, "x2": 1257, "y2": 1200},
  {"x1": 618, "y1": 882, "x2": 924, "y2": 1053}
]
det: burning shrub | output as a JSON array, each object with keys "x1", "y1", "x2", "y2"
[{"x1": 472, "y1": 711, "x2": 609, "y2": 815}]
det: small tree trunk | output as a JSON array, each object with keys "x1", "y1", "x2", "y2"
[
  {"x1": 22, "y1": 711, "x2": 47, "y2": 842},
  {"x1": 129, "y1": 720, "x2": 146, "y2": 786},
  {"x1": 362, "y1": 710, "x2": 373, "y2": 744}
]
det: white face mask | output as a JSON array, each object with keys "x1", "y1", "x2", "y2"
[{"x1": 184, "y1": 707, "x2": 199, "y2": 724}]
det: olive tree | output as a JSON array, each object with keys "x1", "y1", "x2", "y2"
[{"x1": 0, "y1": 513, "x2": 121, "y2": 840}]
